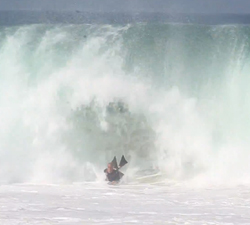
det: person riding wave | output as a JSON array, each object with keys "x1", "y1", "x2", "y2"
[
  {"x1": 104, "y1": 155, "x2": 128, "y2": 183},
  {"x1": 104, "y1": 163, "x2": 120, "y2": 182}
]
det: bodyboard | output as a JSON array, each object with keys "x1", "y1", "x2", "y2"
[{"x1": 136, "y1": 172, "x2": 162, "y2": 183}]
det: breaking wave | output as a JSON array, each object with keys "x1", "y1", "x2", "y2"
[{"x1": 1, "y1": 22, "x2": 250, "y2": 185}]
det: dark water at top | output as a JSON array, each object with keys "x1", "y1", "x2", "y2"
[{"x1": 1, "y1": 10, "x2": 250, "y2": 26}]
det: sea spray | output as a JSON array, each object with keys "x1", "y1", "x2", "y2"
[{"x1": 0, "y1": 23, "x2": 250, "y2": 184}]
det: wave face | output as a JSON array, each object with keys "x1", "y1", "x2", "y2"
[{"x1": 1, "y1": 23, "x2": 250, "y2": 184}]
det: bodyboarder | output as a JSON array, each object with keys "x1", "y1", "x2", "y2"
[{"x1": 104, "y1": 155, "x2": 128, "y2": 183}]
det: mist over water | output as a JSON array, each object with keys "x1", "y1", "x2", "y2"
[{"x1": 1, "y1": 22, "x2": 250, "y2": 185}]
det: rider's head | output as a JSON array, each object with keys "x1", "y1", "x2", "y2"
[{"x1": 107, "y1": 163, "x2": 113, "y2": 173}]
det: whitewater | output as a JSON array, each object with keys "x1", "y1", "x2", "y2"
[{"x1": 1, "y1": 12, "x2": 250, "y2": 224}]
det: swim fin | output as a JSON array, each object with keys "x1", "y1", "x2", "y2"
[
  {"x1": 119, "y1": 155, "x2": 128, "y2": 168},
  {"x1": 111, "y1": 156, "x2": 118, "y2": 170},
  {"x1": 104, "y1": 155, "x2": 128, "y2": 175}
]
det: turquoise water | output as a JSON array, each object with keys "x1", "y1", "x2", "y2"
[{"x1": 1, "y1": 20, "x2": 250, "y2": 184}]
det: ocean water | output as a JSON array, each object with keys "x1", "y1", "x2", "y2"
[
  {"x1": 1, "y1": 183, "x2": 250, "y2": 224},
  {"x1": 1, "y1": 11, "x2": 250, "y2": 224}
]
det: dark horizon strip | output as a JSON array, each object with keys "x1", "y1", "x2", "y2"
[{"x1": 1, "y1": 11, "x2": 250, "y2": 26}]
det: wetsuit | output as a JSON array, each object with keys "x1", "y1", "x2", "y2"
[{"x1": 104, "y1": 169, "x2": 121, "y2": 182}]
